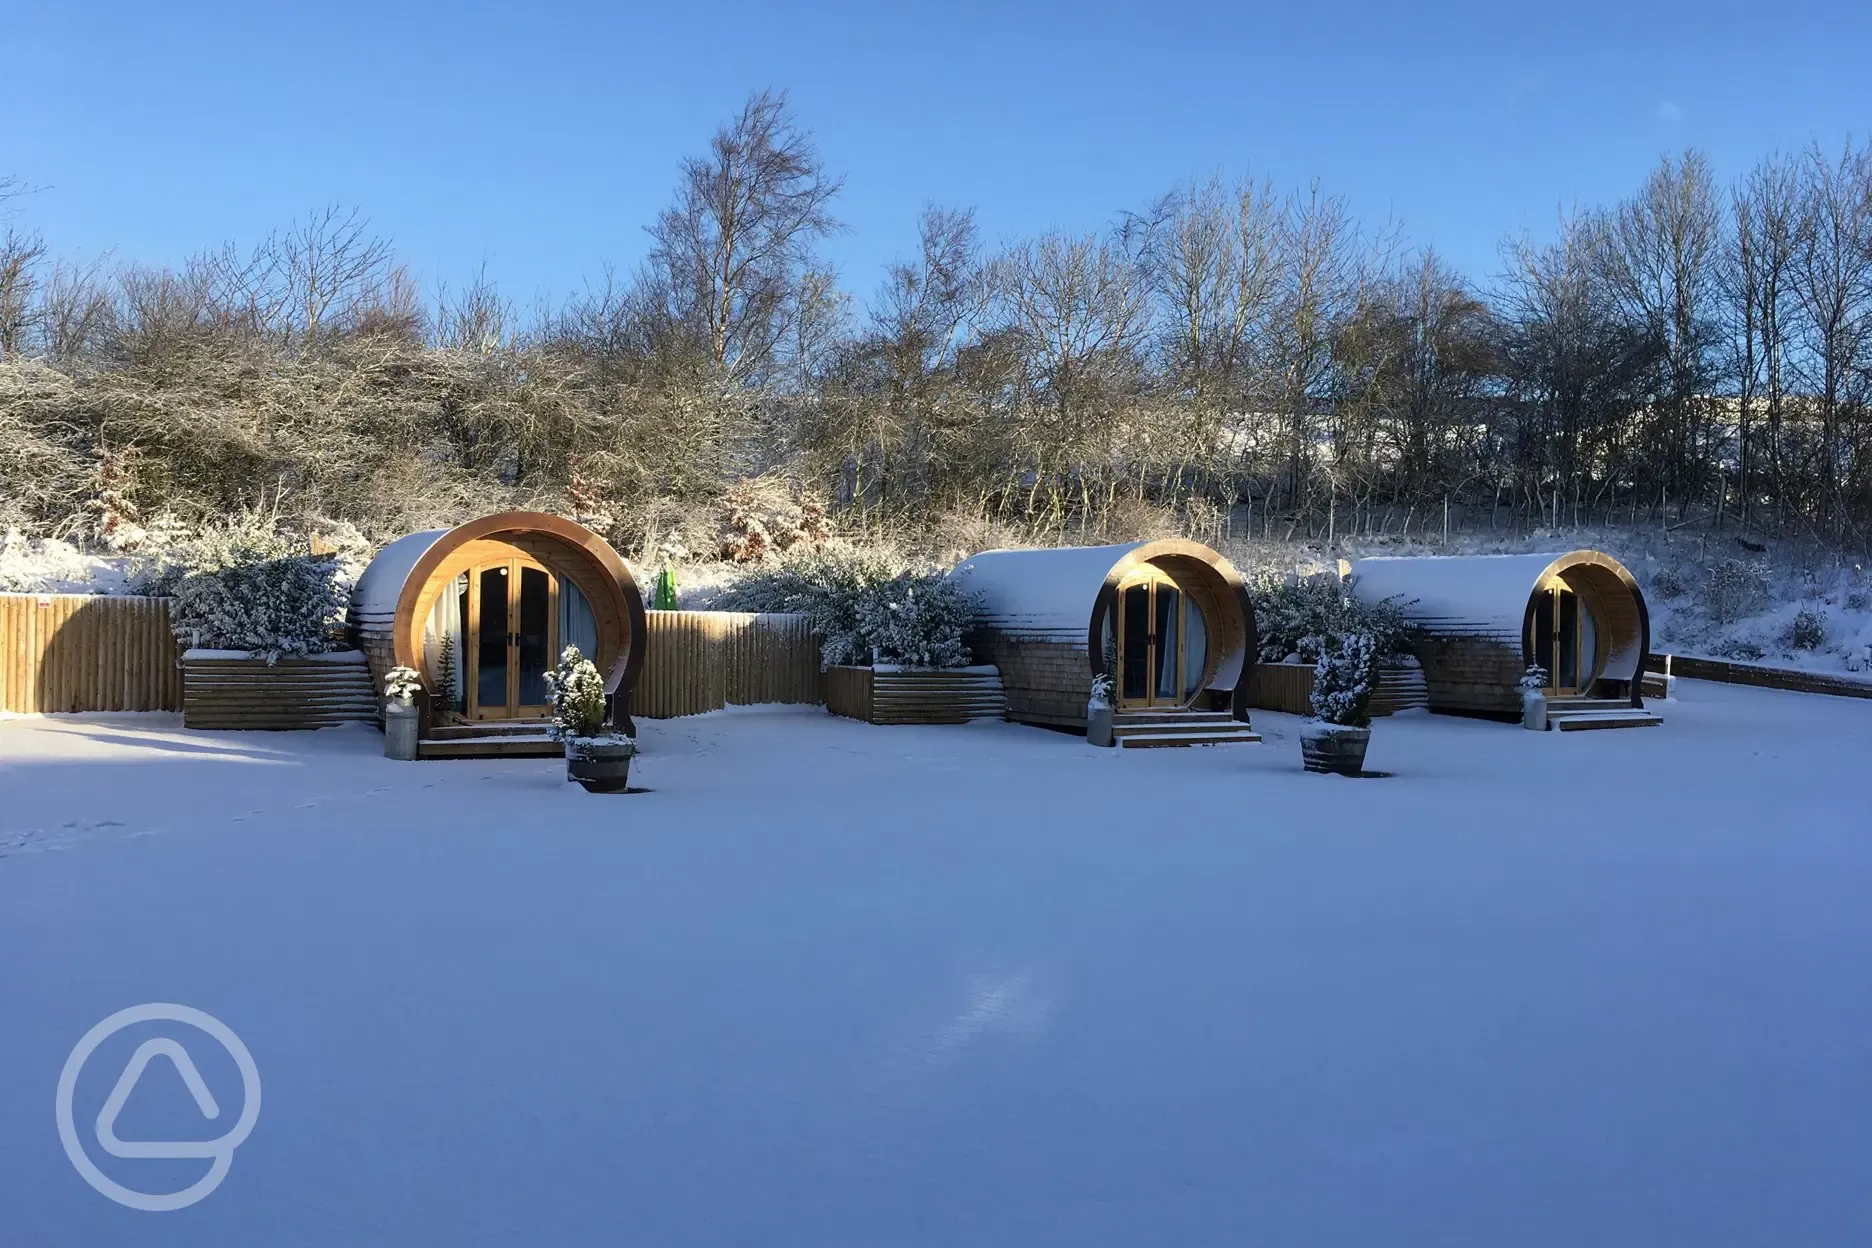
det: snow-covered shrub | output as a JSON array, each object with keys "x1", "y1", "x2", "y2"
[
  {"x1": 1703, "y1": 558, "x2": 1771, "y2": 624},
  {"x1": 1714, "y1": 637, "x2": 1766, "y2": 662},
  {"x1": 383, "y1": 665, "x2": 423, "y2": 702},
  {"x1": 0, "y1": 529, "x2": 102, "y2": 593},
  {"x1": 715, "y1": 546, "x2": 899, "y2": 666},
  {"x1": 1651, "y1": 565, "x2": 1688, "y2": 600},
  {"x1": 1090, "y1": 670, "x2": 1114, "y2": 708},
  {"x1": 854, "y1": 571, "x2": 978, "y2": 668},
  {"x1": 1309, "y1": 633, "x2": 1379, "y2": 727},
  {"x1": 544, "y1": 646, "x2": 609, "y2": 741},
  {"x1": 715, "y1": 548, "x2": 978, "y2": 668},
  {"x1": 717, "y1": 476, "x2": 834, "y2": 563},
  {"x1": 1253, "y1": 577, "x2": 1412, "y2": 664},
  {"x1": 129, "y1": 508, "x2": 302, "y2": 597},
  {"x1": 167, "y1": 554, "x2": 346, "y2": 663},
  {"x1": 1784, "y1": 609, "x2": 1827, "y2": 650},
  {"x1": 1518, "y1": 664, "x2": 1549, "y2": 691},
  {"x1": 1846, "y1": 591, "x2": 1870, "y2": 612}
]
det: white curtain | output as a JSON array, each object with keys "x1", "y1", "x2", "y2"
[
  {"x1": 423, "y1": 574, "x2": 466, "y2": 709},
  {"x1": 559, "y1": 580, "x2": 598, "y2": 665},
  {"x1": 1182, "y1": 596, "x2": 1208, "y2": 698}
]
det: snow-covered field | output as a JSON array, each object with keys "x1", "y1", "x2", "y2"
[{"x1": 1, "y1": 686, "x2": 1868, "y2": 1245}]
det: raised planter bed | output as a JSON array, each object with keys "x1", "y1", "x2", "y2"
[
  {"x1": 182, "y1": 649, "x2": 377, "y2": 730},
  {"x1": 1245, "y1": 658, "x2": 1427, "y2": 717},
  {"x1": 824, "y1": 664, "x2": 1008, "y2": 725}
]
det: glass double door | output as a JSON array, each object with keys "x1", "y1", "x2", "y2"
[
  {"x1": 1531, "y1": 584, "x2": 1584, "y2": 694},
  {"x1": 467, "y1": 558, "x2": 558, "y2": 720},
  {"x1": 1116, "y1": 573, "x2": 1202, "y2": 709}
]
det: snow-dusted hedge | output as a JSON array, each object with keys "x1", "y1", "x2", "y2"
[
  {"x1": 714, "y1": 547, "x2": 979, "y2": 668},
  {"x1": 1252, "y1": 577, "x2": 1411, "y2": 664},
  {"x1": 167, "y1": 555, "x2": 347, "y2": 664}
]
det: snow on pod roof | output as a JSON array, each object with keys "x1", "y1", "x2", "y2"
[
  {"x1": 349, "y1": 529, "x2": 449, "y2": 623},
  {"x1": 949, "y1": 543, "x2": 1142, "y2": 643},
  {"x1": 1346, "y1": 553, "x2": 1569, "y2": 642}
]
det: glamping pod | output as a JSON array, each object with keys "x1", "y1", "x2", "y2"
[
  {"x1": 1345, "y1": 550, "x2": 1660, "y2": 729},
  {"x1": 951, "y1": 540, "x2": 1262, "y2": 747},
  {"x1": 349, "y1": 512, "x2": 647, "y2": 739}
]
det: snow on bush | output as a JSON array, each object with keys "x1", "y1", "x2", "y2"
[
  {"x1": 544, "y1": 646, "x2": 609, "y2": 741},
  {"x1": 1253, "y1": 576, "x2": 1411, "y2": 664},
  {"x1": 0, "y1": 529, "x2": 116, "y2": 593},
  {"x1": 1784, "y1": 609, "x2": 1827, "y2": 651},
  {"x1": 854, "y1": 572, "x2": 977, "y2": 668},
  {"x1": 1650, "y1": 565, "x2": 1688, "y2": 600},
  {"x1": 1308, "y1": 633, "x2": 1379, "y2": 727},
  {"x1": 714, "y1": 546, "x2": 976, "y2": 668},
  {"x1": 168, "y1": 555, "x2": 347, "y2": 664},
  {"x1": 1518, "y1": 664, "x2": 1549, "y2": 691},
  {"x1": 1703, "y1": 557, "x2": 1771, "y2": 624}
]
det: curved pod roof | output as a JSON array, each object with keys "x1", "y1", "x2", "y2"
[
  {"x1": 952, "y1": 539, "x2": 1259, "y2": 714},
  {"x1": 1347, "y1": 549, "x2": 1650, "y2": 690}
]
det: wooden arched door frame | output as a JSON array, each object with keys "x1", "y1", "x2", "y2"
[{"x1": 1110, "y1": 564, "x2": 1207, "y2": 711}]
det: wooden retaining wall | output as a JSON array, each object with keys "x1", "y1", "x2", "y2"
[
  {"x1": 1645, "y1": 653, "x2": 1872, "y2": 701},
  {"x1": 182, "y1": 651, "x2": 377, "y2": 729},
  {"x1": 1244, "y1": 660, "x2": 1429, "y2": 717},
  {"x1": 0, "y1": 593, "x2": 181, "y2": 714},
  {"x1": 635, "y1": 611, "x2": 821, "y2": 719},
  {"x1": 824, "y1": 665, "x2": 1008, "y2": 725}
]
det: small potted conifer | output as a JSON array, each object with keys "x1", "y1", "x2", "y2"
[
  {"x1": 546, "y1": 645, "x2": 636, "y2": 793},
  {"x1": 1518, "y1": 664, "x2": 1550, "y2": 731},
  {"x1": 382, "y1": 665, "x2": 423, "y2": 761},
  {"x1": 1299, "y1": 633, "x2": 1377, "y2": 776},
  {"x1": 1087, "y1": 669, "x2": 1115, "y2": 747}
]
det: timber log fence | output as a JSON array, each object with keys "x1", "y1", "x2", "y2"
[{"x1": 3, "y1": 595, "x2": 822, "y2": 721}]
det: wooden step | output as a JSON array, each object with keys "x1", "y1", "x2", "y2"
[
  {"x1": 1552, "y1": 711, "x2": 1663, "y2": 731},
  {"x1": 1114, "y1": 712, "x2": 1238, "y2": 727},
  {"x1": 1117, "y1": 728, "x2": 1263, "y2": 748},
  {"x1": 1546, "y1": 697, "x2": 1642, "y2": 712},
  {"x1": 418, "y1": 732, "x2": 564, "y2": 759},
  {"x1": 424, "y1": 720, "x2": 553, "y2": 740}
]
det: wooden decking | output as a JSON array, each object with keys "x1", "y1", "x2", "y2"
[
  {"x1": 1544, "y1": 696, "x2": 1663, "y2": 731},
  {"x1": 418, "y1": 720, "x2": 564, "y2": 759},
  {"x1": 1111, "y1": 709, "x2": 1261, "y2": 748}
]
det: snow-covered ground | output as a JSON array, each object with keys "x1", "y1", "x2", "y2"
[{"x1": 1, "y1": 686, "x2": 1869, "y2": 1245}]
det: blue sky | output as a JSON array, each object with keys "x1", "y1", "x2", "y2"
[{"x1": 3, "y1": 0, "x2": 1865, "y2": 309}]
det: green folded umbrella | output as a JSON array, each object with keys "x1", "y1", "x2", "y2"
[{"x1": 653, "y1": 562, "x2": 679, "y2": 611}]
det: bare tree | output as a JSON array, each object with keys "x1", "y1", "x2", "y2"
[
  {"x1": 1788, "y1": 139, "x2": 1872, "y2": 536},
  {"x1": 1597, "y1": 150, "x2": 1723, "y2": 515},
  {"x1": 1268, "y1": 183, "x2": 1361, "y2": 514},
  {"x1": 646, "y1": 89, "x2": 844, "y2": 385},
  {"x1": 1726, "y1": 153, "x2": 1804, "y2": 528},
  {"x1": 436, "y1": 263, "x2": 515, "y2": 355},
  {"x1": 1144, "y1": 173, "x2": 1282, "y2": 490},
  {"x1": 38, "y1": 256, "x2": 117, "y2": 363}
]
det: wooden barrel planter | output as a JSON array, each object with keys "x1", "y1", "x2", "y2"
[
  {"x1": 182, "y1": 649, "x2": 377, "y2": 730},
  {"x1": 824, "y1": 665, "x2": 1008, "y2": 725}
]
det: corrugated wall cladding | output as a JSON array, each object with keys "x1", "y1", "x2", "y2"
[
  {"x1": 0, "y1": 593, "x2": 182, "y2": 714},
  {"x1": 635, "y1": 611, "x2": 821, "y2": 719}
]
